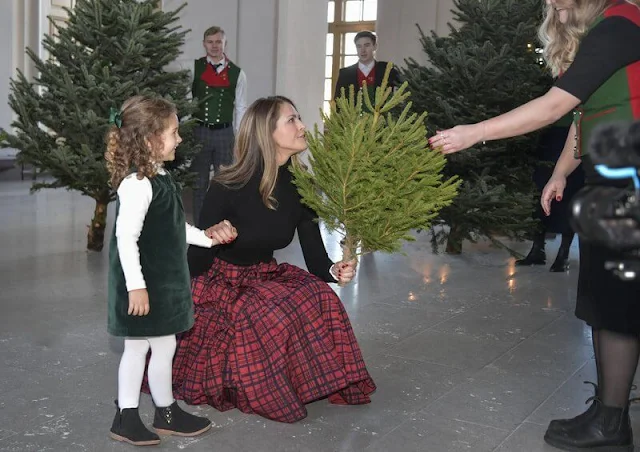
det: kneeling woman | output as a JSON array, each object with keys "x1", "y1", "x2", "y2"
[{"x1": 172, "y1": 96, "x2": 376, "y2": 423}]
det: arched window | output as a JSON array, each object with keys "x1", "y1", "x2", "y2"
[{"x1": 324, "y1": 0, "x2": 377, "y2": 114}]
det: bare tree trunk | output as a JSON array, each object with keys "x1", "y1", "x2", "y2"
[
  {"x1": 87, "y1": 199, "x2": 108, "y2": 251},
  {"x1": 338, "y1": 234, "x2": 359, "y2": 287},
  {"x1": 445, "y1": 224, "x2": 463, "y2": 254}
]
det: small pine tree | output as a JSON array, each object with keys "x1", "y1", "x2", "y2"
[
  {"x1": 1, "y1": 0, "x2": 198, "y2": 251},
  {"x1": 402, "y1": 0, "x2": 552, "y2": 254},
  {"x1": 290, "y1": 64, "x2": 460, "y2": 262}
]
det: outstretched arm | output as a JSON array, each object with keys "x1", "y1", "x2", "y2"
[
  {"x1": 430, "y1": 87, "x2": 580, "y2": 154},
  {"x1": 430, "y1": 16, "x2": 640, "y2": 154}
]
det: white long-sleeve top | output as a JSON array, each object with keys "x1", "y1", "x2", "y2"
[{"x1": 115, "y1": 170, "x2": 213, "y2": 292}]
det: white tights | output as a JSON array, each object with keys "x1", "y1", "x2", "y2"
[{"x1": 117, "y1": 335, "x2": 176, "y2": 410}]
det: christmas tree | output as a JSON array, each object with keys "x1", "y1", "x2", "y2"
[
  {"x1": 402, "y1": 0, "x2": 552, "y2": 254},
  {"x1": 1, "y1": 0, "x2": 198, "y2": 251},
  {"x1": 291, "y1": 64, "x2": 460, "y2": 262}
]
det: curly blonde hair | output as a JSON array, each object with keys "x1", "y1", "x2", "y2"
[
  {"x1": 104, "y1": 95, "x2": 177, "y2": 189},
  {"x1": 539, "y1": 0, "x2": 640, "y2": 77},
  {"x1": 215, "y1": 96, "x2": 304, "y2": 210}
]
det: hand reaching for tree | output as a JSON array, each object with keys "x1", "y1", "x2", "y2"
[{"x1": 428, "y1": 124, "x2": 485, "y2": 154}]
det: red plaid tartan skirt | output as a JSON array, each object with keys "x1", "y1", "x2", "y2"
[{"x1": 170, "y1": 257, "x2": 376, "y2": 423}]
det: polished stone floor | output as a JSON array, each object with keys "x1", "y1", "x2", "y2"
[{"x1": 1, "y1": 166, "x2": 639, "y2": 451}]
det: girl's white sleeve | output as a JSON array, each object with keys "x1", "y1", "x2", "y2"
[
  {"x1": 115, "y1": 174, "x2": 152, "y2": 291},
  {"x1": 185, "y1": 223, "x2": 214, "y2": 248}
]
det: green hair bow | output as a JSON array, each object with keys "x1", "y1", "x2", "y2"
[{"x1": 109, "y1": 107, "x2": 123, "y2": 128}]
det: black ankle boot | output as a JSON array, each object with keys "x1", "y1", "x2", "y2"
[
  {"x1": 550, "y1": 236, "x2": 572, "y2": 272},
  {"x1": 550, "y1": 255, "x2": 570, "y2": 272},
  {"x1": 110, "y1": 401, "x2": 161, "y2": 446},
  {"x1": 516, "y1": 238, "x2": 546, "y2": 266},
  {"x1": 543, "y1": 400, "x2": 633, "y2": 451},
  {"x1": 547, "y1": 382, "x2": 598, "y2": 434},
  {"x1": 153, "y1": 401, "x2": 212, "y2": 437},
  {"x1": 550, "y1": 232, "x2": 574, "y2": 272}
]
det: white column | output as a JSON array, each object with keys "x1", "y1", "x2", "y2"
[
  {"x1": 376, "y1": 0, "x2": 456, "y2": 66},
  {"x1": 237, "y1": 0, "x2": 278, "y2": 103},
  {"x1": 1, "y1": 0, "x2": 40, "y2": 159},
  {"x1": 1, "y1": 1, "x2": 17, "y2": 133},
  {"x1": 23, "y1": 0, "x2": 40, "y2": 82},
  {"x1": 275, "y1": 0, "x2": 326, "y2": 132}
]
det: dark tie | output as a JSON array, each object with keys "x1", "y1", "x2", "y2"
[{"x1": 211, "y1": 63, "x2": 222, "y2": 73}]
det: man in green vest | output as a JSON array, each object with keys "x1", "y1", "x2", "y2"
[{"x1": 191, "y1": 26, "x2": 247, "y2": 223}]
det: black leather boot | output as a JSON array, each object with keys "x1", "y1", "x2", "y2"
[
  {"x1": 550, "y1": 232, "x2": 573, "y2": 272},
  {"x1": 516, "y1": 232, "x2": 546, "y2": 266},
  {"x1": 110, "y1": 400, "x2": 161, "y2": 446},
  {"x1": 543, "y1": 400, "x2": 633, "y2": 451},
  {"x1": 547, "y1": 382, "x2": 598, "y2": 434},
  {"x1": 153, "y1": 401, "x2": 212, "y2": 437}
]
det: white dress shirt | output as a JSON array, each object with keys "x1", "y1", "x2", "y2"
[
  {"x1": 358, "y1": 60, "x2": 376, "y2": 77},
  {"x1": 206, "y1": 55, "x2": 248, "y2": 132},
  {"x1": 115, "y1": 170, "x2": 213, "y2": 292}
]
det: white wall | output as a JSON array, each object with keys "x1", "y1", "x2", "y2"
[
  {"x1": 165, "y1": 0, "x2": 325, "y2": 131},
  {"x1": 163, "y1": 0, "x2": 278, "y2": 105},
  {"x1": 376, "y1": 0, "x2": 457, "y2": 67},
  {"x1": 163, "y1": 0, "x2": 239, "y2": 73}
]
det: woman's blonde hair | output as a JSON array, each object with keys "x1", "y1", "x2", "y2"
[
  {"x1": 214, "y1": 96, "x2": 304, "y2": 209},
  {"x1": 104, "y1": 95, "x2": 177, "y2": 189},
  {"x1": 539, "y1": 0, "x2": 640, "y2": 77}
]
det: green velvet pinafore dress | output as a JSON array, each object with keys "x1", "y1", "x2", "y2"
[{"x1": 107, "y1": 173, "x2": 194, "y2": 337}]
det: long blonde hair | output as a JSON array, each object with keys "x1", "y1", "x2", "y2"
[
  {"x1": 104, "y1": 95, "x2": 177, "y2": 188},
  {"x1": 214, "y1": 96, "x2": 303, "y2": 209},
  {"x1": 538, "y1": 0, "x2": 640, "y2": 76}
]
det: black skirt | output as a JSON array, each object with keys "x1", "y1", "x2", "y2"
[
  {"x1": 576, "y1": 238, "x2": 640, "y2": 334},
  {"x1": 532, "y1": 126, "x2": 585, "y2": 234}
]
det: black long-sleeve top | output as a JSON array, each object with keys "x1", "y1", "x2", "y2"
[{"x1": 187, "y1": 163, "x2": 335, "y2": 282}]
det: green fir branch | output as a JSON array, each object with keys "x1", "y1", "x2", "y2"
[{"x1": 291, "y1": 63, "x2": 460, "y2": 260}]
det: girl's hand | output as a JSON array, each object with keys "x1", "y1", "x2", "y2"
[
  {"x1": 128, "y1": 289, "x2": 150, "y2": 316},
  {"x1": 541, "y1": 176, "x2": 567, "y2": 216},
  {"x1": 428, "y1": 124, "x2": 484, "y2": 154},
  {"x1": 205, "y1": 219, "x2": 238, "y2": 246},
  {"x1": 331, "y1": 259, "x2": 357, "y2": 285}
]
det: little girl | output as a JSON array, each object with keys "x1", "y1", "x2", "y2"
[{"x1": 104, "y1": 95, "x2": 229, "y2": 446}]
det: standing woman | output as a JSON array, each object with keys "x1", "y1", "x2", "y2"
[
  {"x1": 516, "y1": 113, "x2": 584, "y2": 272},
  {"x1": 429, "y1": 1, "x2": 640, "y2": 450}
]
